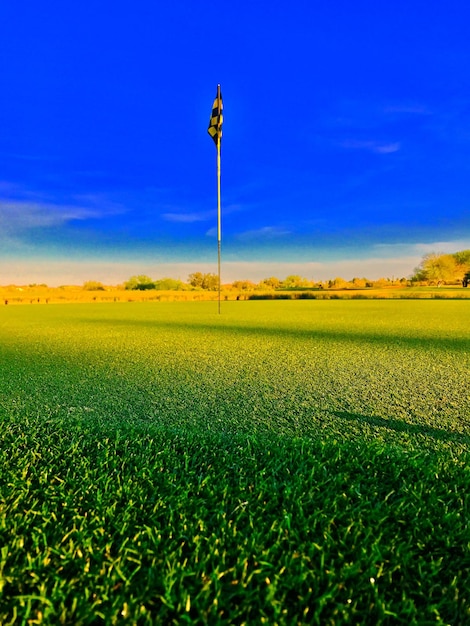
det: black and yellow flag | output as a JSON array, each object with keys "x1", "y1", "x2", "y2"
[{"x1": 208, "y1": 85, "x2": 223, "y2": 147}]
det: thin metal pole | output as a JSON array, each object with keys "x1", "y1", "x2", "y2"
[{"x1": 217, "y1": 84, "x2": 222, "y2": 314}]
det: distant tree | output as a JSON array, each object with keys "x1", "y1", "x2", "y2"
[
  {"x1": 124, "y1": 275, "x2": 156, "y2": 290},
  {"x1": 202, "y1": 273, "x2": 219, "y2": 291},
  {"x1": 281, "y1": 275, "x2": 313, "y2": 289},
  {"x1": 232, "y1": 280, "x2": 255, "y2": 291},
  {"x1": 372, "y1": 277, "x2": 392, "y2": 288},
  {"x1": 83, "y1": 280, "x2": 106, "y2": 291},
  {"x1": 453, "y1": 249, "x2": 470, "y2": 267},
  {"x1": 188, "y1": 272, "x2": 219, "y2": 290},
  {"x1": 257, "y1": 276, "x2": 281, "y2": 290},
  {"x1": 154, "y1": 278, "x2": 185, "y2": 290},
  {"x1": 412, "y1": 253, "x2": 460, "y2": 285},
  {"x1": 453, "y1": 250, "x2": 470, "y2": 281},
  {"x1": 351, "y1": 277, "x2": 367, "y2": 289},
  {"x1": 188, "y1": 272, "x2": 204, "y2": 288},
  {"x1": 328, "y1": 277, "x2": 349, "y2": 289}
]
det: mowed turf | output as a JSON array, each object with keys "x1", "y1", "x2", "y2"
[{"x1": 0, "y1": 300, "x2": 469, "y2": 625}]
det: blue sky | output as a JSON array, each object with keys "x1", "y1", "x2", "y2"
[{"x1": 1, "y1": 0, "x2": 469, "y2": 285}]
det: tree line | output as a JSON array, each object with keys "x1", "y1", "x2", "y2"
[{"x1": 111, "y1": 273, "x2": 407, "y2": 292}]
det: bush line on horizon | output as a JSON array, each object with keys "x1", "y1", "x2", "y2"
[{"x1": 2, "y1": 249, "x2": 470, "y2": 293}]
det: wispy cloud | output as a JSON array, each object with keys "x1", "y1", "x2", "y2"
[
  {"x1": 236, "y1": 226, "x2": 292, "y2": 241},
  {"x1": 384, "y1": 104, "x2": 432, "y2": 115},
  {"x1": 162, "y1": 203, "x2": 244, "y2": 224},
  {"x1": 0, "y1": 200, "x2": 103, "y2": 233},
  {"x1": 0, "y1": 195, "x2": 126, "y2": 253},
  {"x1": 373, "y1": 239, "x2": 470, "y2": 256},
  {"x1": 341, "y1": 139, "x2": 401, "y2": 154},
  {"x1": 205, "y1": 226, "x2": 217, "y2": 237},
  {"x1": 374, "y1": 143, "x2": 401, "y2": 154},
  {"x1": 161, "y1": 210, "x2": 215, "y2": 223}
]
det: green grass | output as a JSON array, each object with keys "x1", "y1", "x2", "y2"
[{"x1": 0, "y1": 301, "x2": 469, "y2": 624}]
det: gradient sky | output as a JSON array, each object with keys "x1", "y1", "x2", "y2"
[{"x1": 1, "y1": 0, "x2": 470, "y2": 285}]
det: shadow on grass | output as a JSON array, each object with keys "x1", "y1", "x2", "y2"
[
  {"x1": 331, "y1": 410, "x2": 470, "y2": 445},
  {"x1": 84, "y1": 315, "x2": 470, "y2": 354}
]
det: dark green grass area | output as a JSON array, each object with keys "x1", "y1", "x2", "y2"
[{"x1": 0, "y1": 301, "x2": 469, "y2": 624}]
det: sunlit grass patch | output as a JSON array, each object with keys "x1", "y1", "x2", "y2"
[{"x1": 0, "y1": 301, "x2": 469, "y2": 624}]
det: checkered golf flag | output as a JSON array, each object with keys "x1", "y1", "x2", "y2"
[{"x1": 208, "y1": 87, "x2": 223, "y2": 147}]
